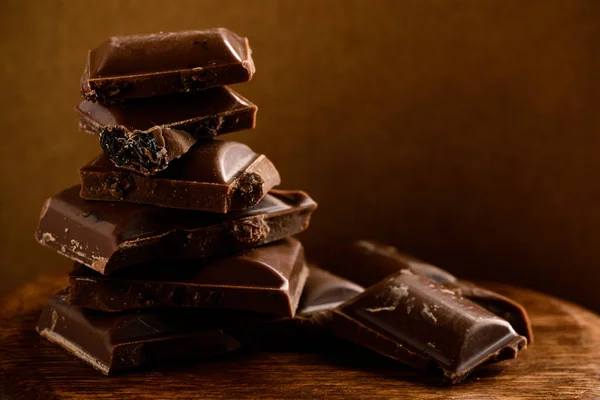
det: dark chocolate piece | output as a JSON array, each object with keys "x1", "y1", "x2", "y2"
[
  {"x1": 36, "y1": 290, "x2": 247, "y2": 375},
  {"x1": 324, "y1": 240, "x2": 533, "y2": 342},
  {"x1": 35, "y1": 185, "x2": 316, "y2": 275},
  {"x1": 234, "y1": 265, "x2": 365, "y2": 350},
  {"x1": 81, "y1": 28, "x2": 255, "y2": 102},
  {"x1": 297, "y1": 266, "x2": 364, "y2": 315},
  {"x1": 79, "y1": 141, "x2": 280, "y2": 212},
  {"x1": 329, "y1": 270, "x2": 527, "y2": 384},
  {"x1": 68, "y1": 238, "x2": 308, "y2": 317},
  {"x1": 325, "y1": 240, "x2": 457, "y2": 287},
  {"x1": 77, "y1": 87, "x2": 257, "y2": 175}
]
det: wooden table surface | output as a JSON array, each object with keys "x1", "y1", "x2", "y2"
[{"x1": 1, "y1": 274, "x2": 599, "y2": 399}]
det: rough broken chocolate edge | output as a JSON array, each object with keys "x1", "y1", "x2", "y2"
[
  {"x1": 99, "y1": 126, "x2": 190, "y2": 175},
  {"x1": 230, "y1": 215, "x2": 271, "y2": 246},
  {"x1": 105, "y1": 173, "x2": 135, "y2": 200},
  {"x1": 230, "y1": 154, "x2": 281, "y2": 211},
  {"x1": 78, "y1": 106, "x2": 257, "y2": 176},
  {"x1": 230, "y1": 173, "x2": 264, "y2": 210}
]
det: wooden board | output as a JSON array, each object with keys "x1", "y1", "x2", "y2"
[{"x1": 1, "y1": 274, "x2": 599, "y2": 399}]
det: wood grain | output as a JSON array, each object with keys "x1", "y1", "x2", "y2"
[{"x1": 1, "y1": 274, "x2": 599, "y2": 399}]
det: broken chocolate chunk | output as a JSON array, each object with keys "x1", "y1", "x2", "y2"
[
  {"x1": 79, "y1": 141, "x2": 280, "y2": 212},
  {"x1": 329, "y1": 269, "x2": 527, "y2": 384},
  {"x1": 35, "y1": 185, "x2": 316, "y2": 274},
  {"x1": 77, "y1": 87, "x2": 257, "y2": 175},
  {"x1": 68, "y1": 238, "x2": 308, "y2": 317},
  {"x1": 323, "y1": 240, "x2": 533, "y2": 342}
]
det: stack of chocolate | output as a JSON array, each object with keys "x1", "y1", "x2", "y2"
[
  {"x1": 34, "y1": 28, "x2": 324, "y2": 374},
  {"x1": 34, "y1": 28, "x2": 532, "y2": 384}
]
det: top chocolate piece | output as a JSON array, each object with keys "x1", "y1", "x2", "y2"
[{"x1": 81, "y1": 28, "x2": 255, "y2": 102}]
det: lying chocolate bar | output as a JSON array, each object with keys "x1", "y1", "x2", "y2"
[
  {"x1": 81, "y1": 28, "x2": 255, "y2": 102},
  {"x1": 234, "y1": 265, "x2": 364, "y2": 351},
  {"x1": 79, "y1": 141, "x2": 280, "y2": 212},
  {"x1": 37, "y1": 289, "x2": 252, "y2": 375},
  {"x1": 35, "y1": 185, "x2": 316, "y2": 274},
  {"x1": 77, "y1": 87, "x2": 257, "y2": 175},
  {"x1": 329, "y1": 269, "x2": 527, "y2": 384},
  {"x1": 325, "y1": 240, "x2": 456, "y2": 287},
  {"x1": 324, "y1": 240, "x2": 533, "y2": 342},
  {"x1": 68, "y1": 238, "x2": 308, "y2": 317}
]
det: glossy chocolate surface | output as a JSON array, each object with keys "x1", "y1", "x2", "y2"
[
  {"x1": 35, "y1": 185, "x2": 317, "y2": 274},
  {"x1": 36, "y1": 290, "x2": 246, "y2": 375},
  {"x1": 81, "y1": 28, "x2": 255, "y2": 102},
  {"x1": 38, "y1": 267, "x2": 360, "y2": 375},
  {"x1": 298, "y1": 266, "x2": 364, "y2": 315},
  {"x1": 77, "y1": 87, "x2": 257, "y2": 175},
  {"x1": 79, "y1": 141, "x2": 280, "y2": 212},
  {"x1": 324, "y1": 240, "x2": 533, "y2": 341},
  {"x1": 330, "y1": 270, "x2": 527, "y2": 384},
  {"x1": 233, "y1": 265, "x2": 365, "y2": 351},
  {"x1": 68, "y1": 238, "x2": 308, "y2": 317},
  {"x1": 325, "y1": 240, "x2": 457, "y2": 287},
  {"x1": 448, "y1": 280, "x2": 533, "y2": 343}
]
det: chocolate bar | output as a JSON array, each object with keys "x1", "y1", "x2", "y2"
[
  {"x1": 35, "y1": 185, "x2": 317, "y2": 274},
  {"x1": 36, "y1": 289, "x2": 254, "y2": 375},
  {"x1": 77, "y1": 87, "x2": 257, "y2": 175},
  {"x1": 79, "y1": 141, "x2": 280, "y2": 212},
  {"x1": 80, "y1": 28, "x2": 255, "y2": 102},
  {"x1": 68, "y1": 238, "x2": 308, "y2": 317},
  {"x1": 329, "y1": 270, "x2": 527, "y2": 384},
  {"x1": 324, "y1": 240, "x2": 533, "y2": 341},
  {"x1": 233, "y1": 265, "x2": 364, "y2": 350}
]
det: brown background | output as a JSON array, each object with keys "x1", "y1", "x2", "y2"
[{"x1": 1, "y1": 0, "x2": 600, "y2": 311}]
